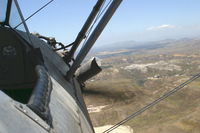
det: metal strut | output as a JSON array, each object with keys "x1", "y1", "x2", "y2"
[
  {"x1": 66, "y1": 0, "x2": 123, "y2": 80},
  {"x1": 64, "y1": 0, "x2": 105, "y2": 62}
]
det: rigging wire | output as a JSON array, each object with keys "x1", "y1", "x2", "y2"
[
  {"x1": 54, "y1": 0, "x2": 112, "y2": 52},
  {"x1": 80, "y1": 0, "x2": 112, "y2": 50},
  {"x1": 54, "y1": 0, "x2": 109, "y2": 51},
  {"x1": 54, "y1": 42, "x2": 74, "y2": 51},
  {"x1": 14, "y1": 0, "x2": 54, "y2": 29},
  {"x1": 85, "y1": 0, "x2": 112, "y2": 37},
  {"x1": 103, "y1": 72, "x2": 200, "y2": 133}
]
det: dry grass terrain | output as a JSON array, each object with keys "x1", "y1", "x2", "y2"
[{"x1": 83, "y1": 38, "x2": 200, "y2": 133}]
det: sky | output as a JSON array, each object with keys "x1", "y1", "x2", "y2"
[{"x1": 18, "y1": 0, "x2": 200, "y2": 47}]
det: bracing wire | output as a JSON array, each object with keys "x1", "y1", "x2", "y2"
[
  {"x1": 85, "y1": 0, "x2": 112, "y2": 37},
  {"x1": 54, "y1": 0, "x2": 109, "y2": 51},
  {"x1": 80, "y1": 0, "x2": 112, "y2": 50},
  {"x1": 103, "y1": 72, "x2": 200, "y2": 133},
  {"x1": 54, "y1": 42, "x2": 74, "y2": 51},
  {"x1": 14, "y1": 0, "x2": 54, "y2": 29},
  {"x1": 54, "y1": 0, "x2": 112, "y2": 51}
]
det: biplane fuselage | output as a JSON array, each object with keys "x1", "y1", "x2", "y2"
[{"x1": 0, "y1": 0, "x2": 122, "y2": 132}]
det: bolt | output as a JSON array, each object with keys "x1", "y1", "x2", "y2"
[
  {"x1": 45, "y1": 126, "x2": 50, "y2": 130},
  {"x1": 23, "y1": 110, "x2": 27, "y2": 113}
]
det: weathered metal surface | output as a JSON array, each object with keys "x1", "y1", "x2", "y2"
[
  {"x1": 0, "y1": 91, "x2": 48, "y2": 133},
  {"x1": 30, "y1": 35, "x2": 70, "y2": 75},
  {"x1": 49, "y1": 78, "x2": 94, "y2": 133},
  {"x1": 0, "y1": 28, "x2": 95, "y2": 133},
  {"x1": 30, "y1": 35, "x2": 95, "y2": 132},
  {"x1": 15, "y1": 103, "x2": 50, "y2": 131}
]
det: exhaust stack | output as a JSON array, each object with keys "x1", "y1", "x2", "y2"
[{"x1": 75, "y1": 58, "x2": 102, "y2": 83}]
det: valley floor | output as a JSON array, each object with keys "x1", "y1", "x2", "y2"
[{"x1": 83, "y1": 39, "x2": 200, "y2": 133}]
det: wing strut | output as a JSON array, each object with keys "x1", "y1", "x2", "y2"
[
  {"x1": 63, "y1": 0, "x2": 105, "y2": 62},
  {"x1": 66, "y1": 0, "x2": 123, "y2": 80}
]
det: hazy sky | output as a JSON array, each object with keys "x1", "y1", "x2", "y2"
[{"x1": 18, "y1": 0, "x2": 200, "y2": 47}]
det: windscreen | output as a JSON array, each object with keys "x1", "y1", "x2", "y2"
[
  {"x1": 9, "y1": 0, "x2": 32, "y2": 43},
  {"x1": 0, "y1": 0, "x2": 8, "y2": 23},
  {"x1": 0, "y1": 0, "x2": 31, "y2": 42},
  {"x1": 9, "y1": 0, "x2": 26, "y2": 31}
]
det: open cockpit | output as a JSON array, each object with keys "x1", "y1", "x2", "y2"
[
  {"x1": 0, "y1": 0, "x2": 37, "y2": 103},
  {"x1": 0, "y1": 27, "x2": 36, "y2": 103},
  {"x1": 0, "y1": 1, "x2": 52, "y2": 124}
]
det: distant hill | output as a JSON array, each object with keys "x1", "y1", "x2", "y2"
[{"x1": 89, "y1": 38, "x2": 200, "y2": 58}]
